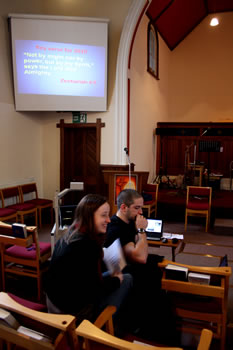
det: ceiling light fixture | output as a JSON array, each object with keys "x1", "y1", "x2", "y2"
[{"x1": 210, "y1": 17, "x2": 219, "y2": 26}]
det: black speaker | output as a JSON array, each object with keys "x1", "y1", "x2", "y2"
[
  {"x1": 204, "y1": 128, "x2": 233, "y2": 136},
  {"x1": 155, "y1": 128, "x2": 199, "y2": 136}
]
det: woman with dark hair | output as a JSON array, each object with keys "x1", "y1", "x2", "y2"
[{"x1": 45, "y1": 194, "x2": 132, "y2": 325}]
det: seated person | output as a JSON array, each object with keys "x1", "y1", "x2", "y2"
[
  {"x1": 45, "y1": 194, "x2": 132, "y2": 326},
  {"x1": 105, "y1": 189, "x2": 177, "y2": 343}
]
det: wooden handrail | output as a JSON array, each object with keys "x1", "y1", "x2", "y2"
[{"x1": 159, "y1": 259, "x2": 231, "y2": 277}]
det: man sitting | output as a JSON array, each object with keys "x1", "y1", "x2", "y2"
[{"x1": 105, "y1": 189, "x2": 177, "y2": 343}]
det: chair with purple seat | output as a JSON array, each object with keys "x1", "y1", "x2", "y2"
[
  {"x1": 0, "y1": 291, "x2": 78, "y2": 350},
  {"x1": 185, "y1": 186, "x2": 212, "y2": 232},
  {"x1": 1, "y1": 186, "x2": 38, "y2": 227},
  {"x1": 19, "y1": 182, "x2": 53, "y2": 228},
  {"x1": 7, "y1": 292, "x2": 47, "y2": 311},
  {"x1": 0, "y1": 292, "x2": 118, "y2": 350},
  {"x1": 0, "y1": 190, "x2": 17, "y2": 223},
  {"x1": 0, "y1": 221, "x2": 51, "y2": 301}
]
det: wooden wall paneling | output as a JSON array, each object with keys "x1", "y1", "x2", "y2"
[
  {"x1": 155, "y1": 123, "x2": 233, "y2": 179},
  {"x1": 163, "y1": 136, "x2": 198, "y2": 175},
  {"x1": 220, "y1": 139, "x2": 233, "y2": 176}
]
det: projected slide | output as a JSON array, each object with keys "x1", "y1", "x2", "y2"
[{"x1": 15, "y1": 40, "x2": 105, "y2": 97}]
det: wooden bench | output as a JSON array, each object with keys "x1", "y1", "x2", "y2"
[{"x1": 158, "y1": 259, "x2": 231, "y2": 350}]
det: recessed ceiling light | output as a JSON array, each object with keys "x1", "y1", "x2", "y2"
[{"x1": 210, "y1": 17, "x2": 219, "y2": 26}]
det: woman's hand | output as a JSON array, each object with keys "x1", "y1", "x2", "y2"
[{"x1": 112, "y1": 271, "x2": 123, "y2": 283}]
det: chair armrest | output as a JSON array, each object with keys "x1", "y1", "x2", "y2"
[
  {"x1": 0, "y1": 292, "x2": 75, "y2": 331},
  {"x1": 76, "y1": 319, "x2": 183, "y2": 350},
  {"x1": 159, "y1": 259, "x2": 231, "y2": 277},
  {"x1": 197, "y1": 328, "x2": 213, "y2": 350},
  {"x1": 94, "y1": 305, "x2": 116, "y2": 335},
  {"x1": 0, "y1": 234, "x2": 33, "y2": 247}
]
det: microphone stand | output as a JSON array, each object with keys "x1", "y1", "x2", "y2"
[
  {"x1": 184, "y1": 141, "x2": 196, "y2": 188},
  {"x1": 124, "y1": 148, "x2": 134, "y2": 189},
  {"x1": 125, "y1": 150, "x2": 131, "y2": 184}
]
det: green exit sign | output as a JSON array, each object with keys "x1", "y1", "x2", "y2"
[{"x1": 72, "y1": 112, "x2": 87, "y2": 123}]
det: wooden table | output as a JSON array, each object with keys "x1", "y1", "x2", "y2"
[{"x1": 147, "y1": 238, "x2": 184, "y2": 262}]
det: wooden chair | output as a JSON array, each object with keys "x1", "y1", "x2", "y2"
[
  {"x1": 1, "y1": 186, "x2": 38, "y2": 227},
  {"x1": 0, "y1": 190, "x2": 17, "y2": 222},
  {"x1": 0, "y1": 291, "x2": 78, "y2": 350},
  {"x1": 158, "y1": 259, "x2": 231, "y2": 350},
  {"x1": 0, "y1": 221, "x2": 51, "y2": 301},
  {"x1": 197, "y1": 329, "x2": 213, "y2": 350},
  {"x1": 185, "y1": 186, "x2": 212, "y2": 232},
  {"x1": 76, "y1": 319, "x2": 184, "y2": 350},
  {"x1": 7, "y1": 292, "x2": 48, "y2": 312},
  {"x1": 142, "y1": 184, "x2": 159, "y2": 218},
  {"x1": 20, "y1": 183, "x2": 53, "y2": 228},
  {"x1": 0, "y1": 292, "x2": 117, "y2": 350}
]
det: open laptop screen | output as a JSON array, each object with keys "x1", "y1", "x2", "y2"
[{"x1": 146, "y1": 219, "x2": 163, "y2": 240}]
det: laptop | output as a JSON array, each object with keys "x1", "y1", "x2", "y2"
[{"x1": 145, "y1": 218, "x2": 163, "y2": 241}]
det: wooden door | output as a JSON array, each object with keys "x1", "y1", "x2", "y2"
[{"x1": 57, "y1": 119, "x2": 105, "y2": 204}]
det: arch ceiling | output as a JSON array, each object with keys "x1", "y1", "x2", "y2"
[{"x1": 146, "y1": 0, "x2": 233, "y2": 50}]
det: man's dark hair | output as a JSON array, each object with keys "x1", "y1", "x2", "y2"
[{"x1": 117, "y1": 189, "x2": 142, "y2": 209}]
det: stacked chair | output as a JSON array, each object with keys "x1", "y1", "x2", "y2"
[
  {"x1": 0, "y1": 189, "x2": 17, "y2": 222},
  {"x1": 0, "y1": 186, "x2": 38, "y2": 226},
  {"x1": 20, "y1": 182, "x2": 53, "y2": 228}
]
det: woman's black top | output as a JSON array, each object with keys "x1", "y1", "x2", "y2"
[{"x1": 45, "y1": 231, "x2": 120, "y2": 317}]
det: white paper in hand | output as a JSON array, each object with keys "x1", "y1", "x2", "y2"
[{"x1": 103, "y1": 239, "x2": 126, "y2": 274}]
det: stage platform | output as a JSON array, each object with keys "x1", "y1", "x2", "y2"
[{"x1": 156, "y1": 188, "x2": 233, "y2": 223}]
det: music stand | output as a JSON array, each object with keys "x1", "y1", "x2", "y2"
[
  {"x1": 199, "y1": 140, "x2": 221, "y2": 186},
  {"x1": 153, "y1": 136, "x2": 172, "y2": 187},
  {"x1": 183, "y1": 141, "x2": 197, "y2": 188}
]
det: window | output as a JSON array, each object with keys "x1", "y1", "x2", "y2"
[{"x1": 147, "y1": 21, "x2": 159, "y2": 80}]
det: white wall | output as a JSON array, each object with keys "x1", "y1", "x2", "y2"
[
  {"x1": 0, "y1": 0, "x2": 133, "y2": 199},
  {"x1": 0, "y1": 104, "x2": 42, "y2": 188},
  {"x1": 169, "y1": 12, "x2": 233, "y2": 122},
  {"x1": 129, "y1": 12, "x2": 233, "y2": 182},
  {"x1": 130, "y1": 15, "x2": 170, "y2": 182},
  {"x1": 1, "y1": 1, "x2": 232, "y2": 199}
]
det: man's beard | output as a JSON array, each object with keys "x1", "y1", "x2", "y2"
[{"x1": 126, "y1": 210, "x2": 136, "y2": 222}]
